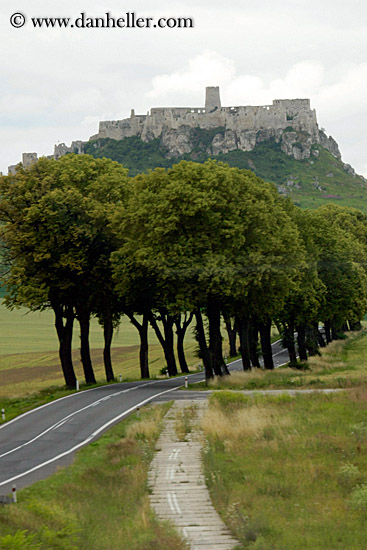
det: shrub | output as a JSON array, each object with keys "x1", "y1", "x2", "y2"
[
  {"x1": 349, "y1": 484, "x2": 367, "y2": 511},
  {"x1": 351, "y1": 422, "x2": 367, "y2": 442},
  {"x1": 337, "y1": 464, "x2": 361, "y2": 489}
]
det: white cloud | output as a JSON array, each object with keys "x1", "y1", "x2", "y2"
[{"x1": 147, "y1": 51, "x2": 236, "y2": 99}]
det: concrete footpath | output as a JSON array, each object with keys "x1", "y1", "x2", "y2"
[{"x1": 148, "y1": 400, "x2": 239, "y2": 550}]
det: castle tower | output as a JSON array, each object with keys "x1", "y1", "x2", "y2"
[
  {"x1": 205, "y1": 86, "x2": 221, "y2": 113},
  {"x1": 22, "y1": 153, "x2": 38, "y2": 167}
]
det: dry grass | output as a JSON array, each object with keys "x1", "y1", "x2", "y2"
[
  {"x1": 125, "y1": 407, "x2": 164, "y2": 442},
  {"x1": 202, "y1": 390, "x2": 367, "y2": 549},
  {"x1": 197, "y1": 330, "x2": 367, "y2": 392},
  {"x1": 202, "y1": 403, "x2": 290, "y2": 441},
  {"x1": 208, "y1": 369, "x2": 296, "y2": 388}
]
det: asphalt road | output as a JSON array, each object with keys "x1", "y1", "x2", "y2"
[{"x1": 0, "y1": 340, "x2": 288, "y2": 495}]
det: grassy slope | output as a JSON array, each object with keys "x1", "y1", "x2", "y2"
[
  {"x1": 83, "y1": 134, "x2": 367, "y2": 212},
  {"x1": 0, "y1": 402, "x2": 188, "y2": 550}
]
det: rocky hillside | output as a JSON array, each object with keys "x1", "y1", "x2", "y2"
[{"x1": 83, "y1": 127, "x2": 367, "y2": 212}]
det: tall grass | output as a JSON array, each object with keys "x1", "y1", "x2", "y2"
[
  {"x1": 0, "y1": 403, "x2": 188, "y2": 550},
  {"x1": 192, "y1": 329, "x2": 367, "y2": 392},
  {"x1": 202, "y1": 390, "x2": 367, "y2": 549}
]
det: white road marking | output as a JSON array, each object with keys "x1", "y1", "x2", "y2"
[
  {"x1": 273, "y1": 348, "x2": 287, "y2": 358},
  {"x1": 0, "y1": 381, "x2": 147, "y2": 431},
  {"x1": 167, "y1": 491, "x2": 181, "y2": 514},
  {"x1": 51, "y1": 419, "x2": 69, "y2": 431},
  {"x1": 172, "y1": 491, "x2": 182, "y2": 514},
  {"x1": 165, "y1": 465, "x2": 175, "y2": 481},
  {"x1": 169, "y1": 448, "x2": 177, "y2": 460},
  {"x1": 0, "y1": 385, "x2": 179, "y2": 487},
  {"x1": 0, "y1": 382, "x2": 153, "y2": 460},
  {"x1": 169, "y1": 448, "x2": 181, "y2": 460},
  {"x1": 167, "y1": 492, "x2": 176, "y2": 513}
]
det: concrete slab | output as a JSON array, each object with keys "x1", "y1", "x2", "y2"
[{"x1": 149, "y1": 400, "x2": 239, "y2": 549}]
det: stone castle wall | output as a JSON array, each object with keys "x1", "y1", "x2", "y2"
[
  {"x1": 90, "y1": 88, "x2": 319, "y2": 145},
  {"x1": 9, "y1": 86, "x2": 343, "y2": 174}
]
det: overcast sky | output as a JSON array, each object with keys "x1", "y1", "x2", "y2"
[{"x1": 1, "y1": 0, "x2": 367, "y2": 175}]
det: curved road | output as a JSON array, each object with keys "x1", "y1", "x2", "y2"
[{"x1": 0, "y1": 340, "x2": 288, "y2": 495}]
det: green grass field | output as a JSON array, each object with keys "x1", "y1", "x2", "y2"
[{"x1": 0, "y1": 304, "x2": 155, "y2": 355}]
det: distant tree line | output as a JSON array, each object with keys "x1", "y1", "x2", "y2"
[{"x1": 0, "y1": 155, "x2": 366, "y2": 388}]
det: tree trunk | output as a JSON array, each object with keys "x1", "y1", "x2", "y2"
[
  {"x1": 305, "y1": 324, "x2": 320, "y2": 356},
  {"x1": 259, "y1": 318, "x2": 274, "y2": 370},
  {"x1": 77, "y1": 307, "x2": 96, "y2": 384},
  {"x1": 324, "y1": 320, "x2": 332, "y2": 343},
  {"x1": 103, "y1": 312, "x2": 115, "y2": 382},
  {"x1": 315, "y1": 322, "x2": 326, "y2": 348},
  {"x1": 52, "y1": 302, "x2": 77, "y2": 389},
  {"x1": 149, "y1": 310, "x2": 178, "y2": 376},
  {"x1": 175, "y1": 312, "x2": 193, "y2": 374},
  {"x1": 283, "y1": 321, "x2": 298, "y2": 366},
  {"x1": 139, "y1": 313, "x2": 150, "y2": 379},
  {"x1": 207, "y1": 297, "x2": 225, "y2": 376},
  {"x1": 236, "y1": 314, "x2": 251, "y2": 370},
  {"x1": 126, "y1": 311, "x2": 150, "y2": 379},
  {"x1": 194, "y1": 309, "x2": 213, "y2": 380},
  {"x1": 249, "y1": 322, "x2": 261, "y2": 368},
  {"x1": 296, "y1": 324, "x2": 308, "y2": 361},
  {"x1": 223, "y1": 312, "x2": 237, "y2": 357}
]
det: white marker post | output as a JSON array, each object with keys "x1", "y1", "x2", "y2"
[
  {"x1": 166, "y1": 369, "x2": 169, "y2": 378},
  {"x1": 12, "y1": 485, "x2": 17, "y2": 503},
  {"x1": 119, "y1": 374, "x2": 122, "y2": 382},
  {"x1": 185, "y1": 376, "x2": 188, "y2": 389},
  {"x1": 136, "y1": 407, "x2": 140, "y2": 418},
  {"x1": 1, "y1": 409, "x2": 4, "y2": 421},
  {"x1": 76, "y1": 380, "x2": 79, "y2": 392}
]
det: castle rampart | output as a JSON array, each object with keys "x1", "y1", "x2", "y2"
[
  {"x1": 87, "y1": 87, "x2": 319, "y2": 144},
  {"x1": 9, "y1": 86, "x2": 342, "y2": 174}
]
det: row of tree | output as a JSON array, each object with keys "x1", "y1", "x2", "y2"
[{"x1": 0, "y1": 154, "x2": 366, "y2": 388}]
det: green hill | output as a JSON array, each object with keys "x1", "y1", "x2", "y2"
[{"x1": 83, "y1": 133, "x2": 367, "y2": 212}]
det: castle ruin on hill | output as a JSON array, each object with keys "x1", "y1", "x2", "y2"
[{"x1": 8, "y1": 86, "x2": 347, "y2": 174}]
